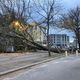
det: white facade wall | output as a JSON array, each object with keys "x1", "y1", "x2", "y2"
[{"x1": 30, "y1": 24, "x2": 47, "y2": 45}]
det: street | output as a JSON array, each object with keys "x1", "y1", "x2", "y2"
[
  {"x1": 0, "y1": 0, "x2": 80, "y2": 79},
  {"x1": 2, "y1": 56, "x2": 80, "y2": 80},
  {"x1": 0, "y1": 52, "x2": 49, "y2": 73}
]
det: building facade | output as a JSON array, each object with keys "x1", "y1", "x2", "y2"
[
  {"x1": 28, "y1": 23, "x2": 47, "y2": 46},
  {"x1": 49, "y1": 34, "x2": 69, "y2": 48}
]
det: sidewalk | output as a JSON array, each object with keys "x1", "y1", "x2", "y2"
[
  {"x1": 0, "y1": 51, "x2": 80, "y2": 77},
  {"x1": 0, "y1": 52, "x2": 52, "y2": 75},
  {"x1": 0, "y1": 51, "x2": 65, "y2": 76}
]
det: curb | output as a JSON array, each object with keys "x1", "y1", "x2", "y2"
[{"x1": 0, "y1": 56, "x2": 64, "y2": 76}]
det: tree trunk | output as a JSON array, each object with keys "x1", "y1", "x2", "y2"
[
  {"x1": 75, "y1": 29, "x2": 80, "y2": 50},
  {"x1": 47, "y1": 35, "x2": 51, "y2": 56},
  {"x1": 47, "y1": 19, "x2": 51, "y2": 56}
]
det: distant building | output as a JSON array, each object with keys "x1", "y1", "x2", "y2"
[
  {"x1": 28, "y1": 23, "x2": 47, "y2": 46},
  {"x1": 49, "y1": 34, "x2": 69, "y2": 48}
]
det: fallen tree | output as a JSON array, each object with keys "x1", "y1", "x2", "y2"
[
  {"x1": 0, "y1": 31, "x2": 65, "y2": 53},
  {"x1": 0, "y1": 0, "x2": 64, "y2": 54}
]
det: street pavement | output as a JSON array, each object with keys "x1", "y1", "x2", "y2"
[
  {"x1": 3, "y1": 56, "x2": 80, "y2": 80},
  {"x1": 0, "y1": 52, "x2": 48, "y2": 64},
  {"x1": 0, "y1": 52, "x2": 49, "y2": 73}
]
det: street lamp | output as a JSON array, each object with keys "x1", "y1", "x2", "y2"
[
  {"x1": 14, "y1": 21, "x2": 23, "y2": 31},
  {"x1": 15, "y1": 21, "x2": 19, "y2": 26},
  {"x1": 12, "y1": 20, "x2": 27, "y2": 31}
]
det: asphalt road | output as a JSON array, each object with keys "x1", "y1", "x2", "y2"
[
  {"x1": 0, "y1": 52, "x2": 49, "y2": 73},
  {"x1": 0, "y1": 52, "x2": 48, "y2": 64},
  {"x1": 2, "y1": 56, "x2": 80, "y2": 80}
]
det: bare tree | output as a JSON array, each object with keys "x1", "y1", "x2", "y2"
[
  {"x1": 0, "y1": 0, "x2": 49, "y2": 51},
  {"x1": 60, "y1": 6, "x2": 80, "y2": 50},
  {"x1": 32, "y1": 0, "x2": 61, "y2": 56},
  {"x1": 0, "y1": 0, "x2": 36, "y2": 51},
  {"x1": 0, "y1": 0, "x2": 62, "y2": 53}
]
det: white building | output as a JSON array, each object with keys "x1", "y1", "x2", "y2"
[
  {"x1": 49, "y1": 34, "x2": 69, "y2": 48},
  {"x1": 28, "y1": 23, "x2": 47, "y2": 46}
]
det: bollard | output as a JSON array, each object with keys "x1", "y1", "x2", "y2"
[
  {"x1": 65, "y1": 50, "x2": 68, "y2": 57},
  {"x1": 76, "y1": 50, "x2": 78, "y2": 56}
]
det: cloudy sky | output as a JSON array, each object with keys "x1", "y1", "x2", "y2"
[{"x1": 52, "y1": 0, "x2": 80, "y2": 42}]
